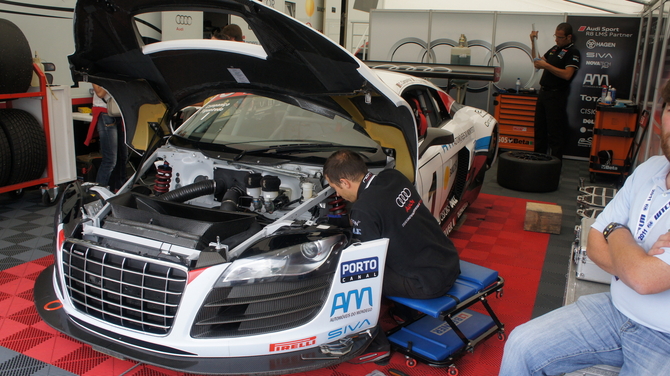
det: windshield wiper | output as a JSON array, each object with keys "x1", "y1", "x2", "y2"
[{"x1": 233, "y1": 143, "x2": 378, "y2": 160}]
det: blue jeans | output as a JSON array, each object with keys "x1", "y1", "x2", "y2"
[
  {"x1": 499, "y1": 292, "x2": 670, "y2": 376},
  {"x1": 95, "y1": 113, "x2": 127, "y2": 191}
]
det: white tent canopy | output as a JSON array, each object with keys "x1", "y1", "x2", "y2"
[{"x1": 379, "y1": 0, "x2": 645, "y2": 14}]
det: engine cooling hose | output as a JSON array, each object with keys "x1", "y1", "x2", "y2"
[
  {"x1": 158, "y1": 179, "x2": 224, "y2": 202},
  {"x1": 220, "y1": 186, "x2": 245, "y2": 211}
]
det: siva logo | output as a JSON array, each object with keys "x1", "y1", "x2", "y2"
[{"x1": 175, "y1": 15, "x2": 193, "y2": 25}]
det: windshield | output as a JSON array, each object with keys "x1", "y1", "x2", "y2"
[{"x1": 175, "y1": 93, "x2": 380, "y2": 153}]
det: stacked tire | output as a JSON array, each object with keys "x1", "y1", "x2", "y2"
[
  {"x1": 0, "y1": 109, "x2": 47, "y2": 187},
  {"x1": 0, "y1": 19, "x2": 33, "y2": 95},
  {"x1": 0, "y1": 19, "x2": 48, "y2": 189}
]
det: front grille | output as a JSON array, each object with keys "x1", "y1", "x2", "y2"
[
  {"x1": 191, "y1": 274, "x2": 333, "y2": 338},
  {"x1": 60, "y1": 240, "x2": 188, "y2": 335}
]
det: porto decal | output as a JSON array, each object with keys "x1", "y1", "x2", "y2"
[{"x1": 340, "y1": 257, "x2": 379, "y2": 283}]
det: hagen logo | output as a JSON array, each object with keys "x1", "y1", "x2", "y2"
[
  {"x1": 331, "y1": 287, "x2": 373, "y2": 316},
  {"x1": 341, "y1": 257, "x2": 379, "y2": 283},
  {"x1": 328, "y1": 319, "x2": 372, "y2": 339},
  {"x1": 269, "y1": 336, "x2": 316, "y2": 352}
]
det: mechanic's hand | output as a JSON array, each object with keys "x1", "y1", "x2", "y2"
[
  {"x1": 533, "y1": 57, "x2": 546, "y2": 69},
  {"x1": 648, "y1": 231, "x2": 670, "y2": 256},
  {"x1": 530, "y1": 30, "x2": 539, "y2": 40}
]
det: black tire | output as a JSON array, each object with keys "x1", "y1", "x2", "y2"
[
  {"x1": 497, "y1": 151, "x2": 561, "y2": 192},
  {"x1": 0, "y1": 126, "x2": 10, "y2": 186},
  {"x1": 0, "y1": 19, "x2": 33, "y2": 95},
  {"x1": 0, "y1": 109, "x2": 47, "y2": 185}
]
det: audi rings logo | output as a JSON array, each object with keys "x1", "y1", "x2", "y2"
[
  {"x1": 175, "y1": 15, "x2": 192, "y2": 25},
  {"x1": 396, "y1": 188, "x2": 412, "y2": 207}
]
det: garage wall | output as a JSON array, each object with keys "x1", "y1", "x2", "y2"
[{"x1": 369, "y1": 9, "x2": 644, "y2": 159}]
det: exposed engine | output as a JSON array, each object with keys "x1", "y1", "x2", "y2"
[{"x1": 73, "y1": 145, "x2": 351, "y2": 272}]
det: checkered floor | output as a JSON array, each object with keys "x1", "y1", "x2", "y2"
[{"x1": 0, "y1": 156, "x2": 612, "y2": 375}]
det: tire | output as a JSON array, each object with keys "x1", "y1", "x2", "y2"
[
  {"x1": 0, "y1": 109, "x2": 47, "y2": 185},
  {"x1": 0, "y1": 126, "x2": 10, "y2": 186},
  {"x1": 0, "y1": 19, "x2": 33, "y2": 95},
  {"x1": 496, "y1": 151, "x2": 561, "y2": 192}
]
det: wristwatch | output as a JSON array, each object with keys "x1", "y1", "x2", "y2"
[{"x1": 602, "y1": 222, "x2": 628, "y2": 242}]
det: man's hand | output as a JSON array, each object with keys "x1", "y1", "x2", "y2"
[
  {"x1": 648, "y1": 231, "x2": 670, "y2": 256},
  {"x1": 530, "y1": 30, "x2": 538, "y2": 41},
  {"x1": 533, "y1": 57, "x2": 547, "y2": 70}
]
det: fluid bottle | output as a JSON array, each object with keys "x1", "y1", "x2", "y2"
[
  {"x1": 604, "y1": 89, "x2": 612, "y2": 105},
  {"x1": 515, "y1": 78, "x2": 521, "y2": 93},
  {"x1": 601, "y1": 85, "x2": 608, "y2": 103}
]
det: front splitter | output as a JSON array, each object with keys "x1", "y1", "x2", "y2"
[{"x1": 34, "y1": 266, "x2": 373, "y2": 375}]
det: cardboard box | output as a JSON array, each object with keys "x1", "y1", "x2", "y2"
[{"x1": 524, "y1": 202, "x2": 562, "y2": 234}]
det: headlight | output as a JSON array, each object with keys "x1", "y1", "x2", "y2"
[{"x1": 215, "y1": 233, "x2": 347, "y2": 287}]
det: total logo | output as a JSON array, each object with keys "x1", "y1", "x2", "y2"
[
  {"x1": 580, "y1": 94, "x2": 602, "y2": 102},
  {"x1": 328, "y1": 319, "x2": 372, "y2": 340},
  {"x1": 330, "y1": 287, "x2": 374, "y2": 319},
  {"x1": 586, "y1": 39, "x2": 616, "y2": 49},
  {"x1": 341, "y1": 257, "x2": 379, "y2": 283}
]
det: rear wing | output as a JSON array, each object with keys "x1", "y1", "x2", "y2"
[{"x1": 364, "y1": 61, "x2": 500, "y2": 82}]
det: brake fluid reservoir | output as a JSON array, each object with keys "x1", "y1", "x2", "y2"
[{"x1": 261, "y1": 175, "x2": 281, "y2": 200}]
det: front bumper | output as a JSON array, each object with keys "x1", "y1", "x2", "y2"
[{"x1": 34, "y1": 266, "x2": 373, "y2": 375}]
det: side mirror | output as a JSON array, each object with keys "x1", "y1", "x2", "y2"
[{"x1": 418, "y1": 128, "x2": 454, "y2": 158}]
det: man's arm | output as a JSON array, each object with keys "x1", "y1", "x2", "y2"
[
  {"x1": 587, "y1": 228, "x2": 670, "y2": 294},
  {"x1": 91, "y1": 83, "x2": 107, "y2": 99},
  {"x1": 533, "y1": 59, "x2": 577, "y2": 81}
]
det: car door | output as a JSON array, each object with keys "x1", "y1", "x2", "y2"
[{"x1": 407, "y1": 86, "x2": 459, "y2": 223}]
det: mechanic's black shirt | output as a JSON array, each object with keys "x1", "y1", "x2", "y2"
[
  {"x1": 350, "y1": 169, "x2": 460, "y2": 297},
  {"x1": 539, "y1": 43, "x2": 580, "y2": 91}
]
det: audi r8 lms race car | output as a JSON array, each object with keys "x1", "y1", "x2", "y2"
[{"x1": 34, "y1": 0, "x2": 499, "y2": 374}]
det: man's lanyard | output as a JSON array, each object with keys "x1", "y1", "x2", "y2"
[{"x1": 635, "y1": 186, "x2": 670, "y2": 242}]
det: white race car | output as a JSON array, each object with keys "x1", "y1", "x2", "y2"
[{"x1": 35, "y1": 0, "x2": 499, "y2": 374}]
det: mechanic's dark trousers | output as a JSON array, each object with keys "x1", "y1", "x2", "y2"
[
  {"x1": 534, "y1": 88, "x2": 569, "y2": 160},
  {"x1": 383, "y1": 267, "x2": 458, "y2": 299}
]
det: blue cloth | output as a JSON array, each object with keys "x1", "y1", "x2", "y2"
[
  {"x1": 95, "y1": 113, "x2": 127, "y2": 191},
  {"x1": 499, "y1": 293, "x2": 670, "y2": 376}
]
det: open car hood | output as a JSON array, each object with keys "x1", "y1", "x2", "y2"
[{"x1": 68, "y1": 0, "x2": 418, "y2": 171}]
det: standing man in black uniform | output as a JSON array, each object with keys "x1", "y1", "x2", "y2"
[
  {"x1": 323, "y1": 149, "x2": 460, "y2": 299},
  {"x1": 531, "y1": 22, "x2": 580, "y2": 160}
]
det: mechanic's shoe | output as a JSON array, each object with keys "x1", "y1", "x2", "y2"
[{"x1": 348, "y1": 329, "x2": 391, "y2": 364}]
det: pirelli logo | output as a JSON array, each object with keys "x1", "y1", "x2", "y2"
[{"x1": 269, "y1": 336, "x2": 316, "y2": 352}]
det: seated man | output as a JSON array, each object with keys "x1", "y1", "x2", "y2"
[
  {"x1": 499, "y1": 80, "x2": 670, "y2": 375},
  {"x1": 324, "y1": 149, "x2": 461, "y2": 363}
]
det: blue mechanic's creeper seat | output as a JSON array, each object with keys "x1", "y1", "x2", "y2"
[{"x1": 386, "y1": 260, "x2": 505, "y2": 373}]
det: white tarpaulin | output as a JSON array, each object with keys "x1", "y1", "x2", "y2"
[{"x1": 379, "y1": 0, "x2": 644, "y2": 14}]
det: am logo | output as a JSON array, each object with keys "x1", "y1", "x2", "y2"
[{"x1": 330, "y1": 287, "x2": 374, "y2": 316}]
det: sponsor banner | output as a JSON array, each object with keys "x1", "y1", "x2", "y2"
[
  {"x1": 340, "y1": 257, "x2": 379, "y2": 283},
  {"x1": 565, "y1": 16, "x2": 640, "y2": 158}
]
